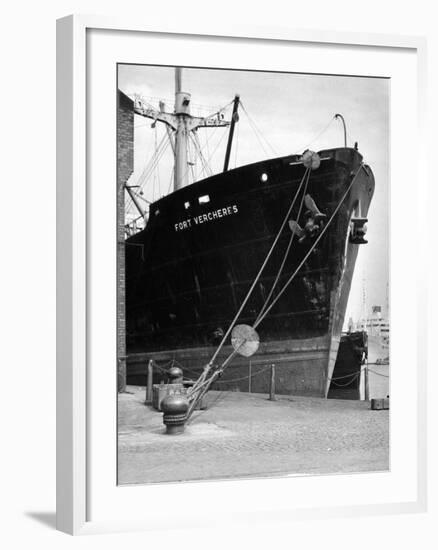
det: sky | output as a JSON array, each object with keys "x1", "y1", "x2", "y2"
[{"x1": 118, "y1": 64, "x2": 389, "y2": 326}]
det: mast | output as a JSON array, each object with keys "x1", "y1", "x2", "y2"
[
  {"x1": 223, "y1": 94, "x2": 240, "y2": 172},
  {"x1": 175, "y1": 67, "x2": 182, "y2": 92},
  {"x1": 174, "y1": 68, "x2": 190, "y2": 190},
  {"x1": 132, "y1": 68, "x2": 231, "y2": 194}
]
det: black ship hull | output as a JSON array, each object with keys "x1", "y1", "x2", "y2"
[{"x1": 125, "y1": 147, "x2": 374, "y2": 397}]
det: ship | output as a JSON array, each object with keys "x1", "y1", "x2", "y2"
[
  {"x1": 122, "y1": 68, "x2": 375, "y2": 398},
  {"x1": 356, "y1": 305, "x2": 390, "y2": 365}
]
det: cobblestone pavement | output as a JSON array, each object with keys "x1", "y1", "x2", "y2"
[{"x1": 118, "y1": 387, "x2": 389, "y2": 485}]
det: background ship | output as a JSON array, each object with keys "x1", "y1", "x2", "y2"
[
  {"x1": 356, "y1": 305, "x2": 389, "y2": 365},
  {"x1": 121, "y1": 68, "x2": 375, "y2": 397}
]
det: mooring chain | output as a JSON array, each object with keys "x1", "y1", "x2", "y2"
[{"x1": 330, "y1": 372, "x2": 361, "y2": 387}]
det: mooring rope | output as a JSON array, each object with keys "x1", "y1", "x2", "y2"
[
  {"x1": 255, "y1": 167, "x2": 311, "y2": 324},
  {"x1": 204, "y1": 165, "x2": 312, "y2": 371},
  {"x1": 187, "y1": 163, "x2": 365, "y2": 419},
  {"x1": 253, "y1": 164, "x2": 364, "y2": 329}
]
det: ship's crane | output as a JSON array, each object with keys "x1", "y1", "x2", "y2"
[{"x1": 133, "y1": 68, "x2": 233, "y2": 191}]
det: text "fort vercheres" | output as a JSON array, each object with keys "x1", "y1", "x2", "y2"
[{"x1": 174, "y1": 204, "x2": 239, "y2": 232}]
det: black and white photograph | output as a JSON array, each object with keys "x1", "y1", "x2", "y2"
[
  {"x1": 116, "y1": 64, "x2": 389, "y2": 485},
  {"x1": 1, "y1": 0, "x2": 434, "y2": 543}
]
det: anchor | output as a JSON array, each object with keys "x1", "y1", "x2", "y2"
[
  {"x1": 288, "y1": 194, "x2": 326, "y2": 243},
  {"x1": 304, "y1": 194, "x2": 327, "y2": 224}
]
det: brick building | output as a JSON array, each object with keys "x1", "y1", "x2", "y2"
[{"x1": 117, "y1": 91, "x2": 134, "y2": 391}]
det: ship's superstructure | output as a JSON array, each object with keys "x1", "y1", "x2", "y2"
[{"x1": 356, "y1": 305, "x2": 389, "y2": 364}]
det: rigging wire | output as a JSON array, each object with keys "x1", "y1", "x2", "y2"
[
  {"x1": 156, "y1": 136, "x2": 162, "y2": 198},
  {"x1": 292, "y1": 116, "x2": 336, "y2": 154},
  {"x1": 190, "y1": 133, "x2": 212, "y2": 179},
  {"x1": 124, "y1": 132, "x2": 168, "y2": 213},
  {"x1": 152, "y1": 124, "x2": 158, "y2": 201},
  {"x1": 188, "y1": 136, "x2": 196, "y2": 185},
  {"x1": 241, "y1": 109, "x2": 270, "y2": 157},
  {"x1": 125, "y1": 136, "x2": 171, "y2": 214},
  {"x1": 193, "y1": 98, "x2": 233, "y2": 177},
  {"x1": 233, "y1": 116, "x2": 240, "y2": 169},
  {"x1": 240, "y1": 101, "x2": 278, "y2": 157},
  {"x1": 178, "y1": 123, "x2": 228, "y2": 188},
  {"x1": 137, "y1": 135, "x2": 169, "y2": 189},
  {"x1": 131, "y1": 194, "x2": 151, "y2": 205},
  {"x1": 167, "y1": 166, "x2": 175, "y2": 196},
  {"x1": 204, "y1": 123, "x2": 212, "y2": 167},
  {"x1": 204, "y1": 127, "x2": 229, "y2": 173},
  {"x1": 198, "y1": 126, "x2": 220, "y2": 175}
]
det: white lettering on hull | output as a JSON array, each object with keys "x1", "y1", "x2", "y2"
[{"x1": 174, "y1": 204, "x2": 239, "y2": 232}]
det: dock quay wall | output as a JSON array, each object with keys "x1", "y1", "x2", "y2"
[{"x1": 126, "y1": 337, "x2": 330, "y2": 397}]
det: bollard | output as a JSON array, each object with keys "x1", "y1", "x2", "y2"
[
  {"x1": 269, "y1": 364, "x2": 276, "y2": 401},
  {"x1": 161, "y1": 393, "x2": 189, "y2": 435},
  {"x1": 371, "y1": 397, "x2": 389, "y2": 410},
  {"x1": 168, "y1": 365, "x2": 183, "y2": 384},
  {"x1": 364, "y1": 363, "x2": 370, "y2": 401},
  {"x1": 145, "y1": 359, "x2": 154, "y2": 404}
]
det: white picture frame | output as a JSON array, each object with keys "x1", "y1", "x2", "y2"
[{"x1": 56, "y1": 15, "x2": 427, "y2": 535}]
